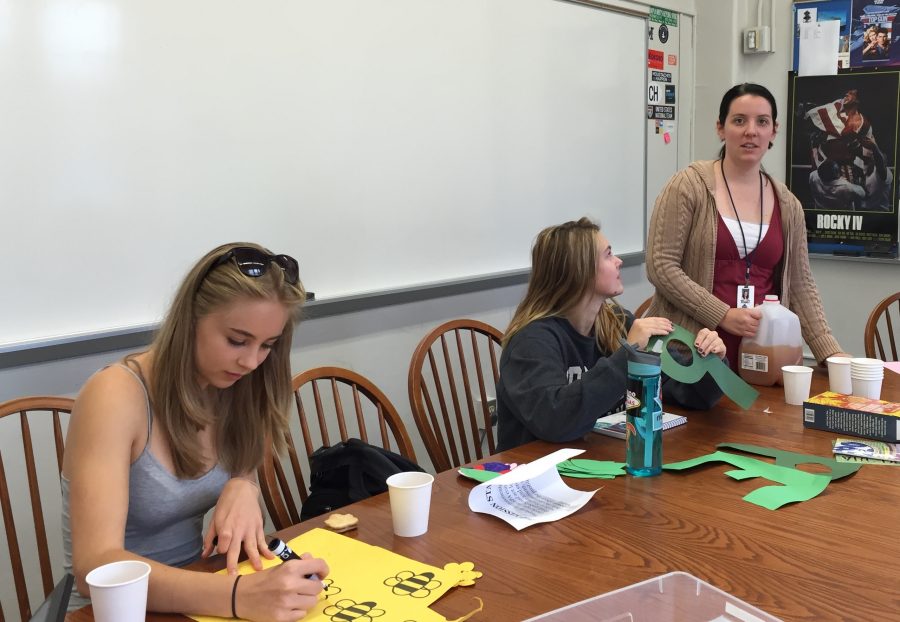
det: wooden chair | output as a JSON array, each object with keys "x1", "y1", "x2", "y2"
[
  {"x1": 408, "y1": 319, "x2": 503, "y2": 473},
  {"x1": 258, "y1": 367, "x2": 416, "y2": 530},
  {"x1": 633, "y1": 295, "x2": 653, "y2": 318},
  {"x1": 0, "y1": 396, "x2": 73, "y2": 622},
  {"x1": 864, "y1": 292, "x2": 900, "y2": 361}
]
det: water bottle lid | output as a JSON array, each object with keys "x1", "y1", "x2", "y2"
[
  {"x1": 763, "y1": 294, "x2": 780, "y2": 303},
  {"x1": 618, "y1": 338, "x2": 662, "y2": 368}
]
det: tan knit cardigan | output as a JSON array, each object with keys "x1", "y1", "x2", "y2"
[{"x1": 646, "y1": 159, "x2": 842, "y2": 363}]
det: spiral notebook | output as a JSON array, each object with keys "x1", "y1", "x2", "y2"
[{"x1": 592, "y1": 412, "x2": 687, "y2": 439}]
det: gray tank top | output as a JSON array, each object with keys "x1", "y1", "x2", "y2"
[{"x1": 62, "y1": 364, "x2": 231, "y2": 609}]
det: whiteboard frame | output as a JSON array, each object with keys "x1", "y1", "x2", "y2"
[{"x1": 0, "y1": 252, "x2": 645, "y2": 368}]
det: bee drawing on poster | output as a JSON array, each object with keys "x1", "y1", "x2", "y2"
[
  {"x1": 849, "y1": 2, "x2": 900, "y2": 67},
  {"x1": 788, "y1": 72, "x2": 899, "y2": 258}
]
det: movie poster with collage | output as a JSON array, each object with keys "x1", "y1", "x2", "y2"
[{"x1": 787, "y1": 70, "x2": 899, "y2": 257}]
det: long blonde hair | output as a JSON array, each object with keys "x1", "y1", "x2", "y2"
[
  {"x1": 148, "y1": 242, "x2": 305, "y2": 478},
  {"x1": 504, "y1": 218, "x2": 626, "y2": 353}
]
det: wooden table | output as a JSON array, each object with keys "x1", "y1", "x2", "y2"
[{"x1": 70, "y1": 371, "x2": 900, "y2": 622}]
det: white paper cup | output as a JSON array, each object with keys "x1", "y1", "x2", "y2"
[
  {"x1": 826, "y1": 356, "x2": 852, "y2": 394},
  {"x1": 782, "y1": 365, "x2": 813, "y2": 405},
  {"x1": 86, "y1": 560, "x2": 151, "y2": 622},
  {"x1": 386, "y1": 471, "x2": 434, "y2": 537},
  {"x1": 851, "y1": 376, "x2": 883, "y2": 400}
]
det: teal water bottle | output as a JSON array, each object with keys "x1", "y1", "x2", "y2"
[{"x1": 623, "y1": 343, "x2": 663, "y2": 477}]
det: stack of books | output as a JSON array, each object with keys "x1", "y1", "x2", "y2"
[
  {"x1": 592, "y1": 411, "x2": 687, "y2": 440},
  {"x1": 802, "y1": 391, "x2": 900, "y2": 442}
]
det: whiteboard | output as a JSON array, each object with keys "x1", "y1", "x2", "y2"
[{"x1": 0, "y1": 0, "x2": 647, "y2": 348}]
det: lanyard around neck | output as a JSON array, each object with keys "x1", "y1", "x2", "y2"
[{"x1": 720, "y1": 159, "x2": 763, "y2": 285}]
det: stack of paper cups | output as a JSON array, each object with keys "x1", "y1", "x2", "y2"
[{"x1": 849, "y1": 358, "x2": 884, "y2": 400}]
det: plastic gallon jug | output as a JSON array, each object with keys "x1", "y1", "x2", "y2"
[{"x1": 738, "y1": 295, "x2": 802, "y2": 386}]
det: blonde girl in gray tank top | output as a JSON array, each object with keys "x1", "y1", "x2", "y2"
[{"x1": 62, "y1": 244, "x2": 329, "y2": 621}]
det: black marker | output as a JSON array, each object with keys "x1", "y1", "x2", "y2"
[{"x1": 268, "y1": 538, "x2": 321, "y2": 582}]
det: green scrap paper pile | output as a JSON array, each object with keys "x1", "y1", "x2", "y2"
[
  {"x1": 556, "y1": 459, "x2": 627, "y2": 479},
  {"x1": 459, "y1": 460, "x2": 626, "y2": 483}
]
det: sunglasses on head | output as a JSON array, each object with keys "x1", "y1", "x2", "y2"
[{"x1": 201, "y1": 247, "x2": 300, "y2": 286}]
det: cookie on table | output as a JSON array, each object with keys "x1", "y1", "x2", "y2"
[{"x1": 324, "y1": 513, "x2": 359, "y2": 533}]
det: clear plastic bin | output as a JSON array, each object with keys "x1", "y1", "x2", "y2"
[{"x1": 523, "y1": 571, "x2": 782, "y2": 621}]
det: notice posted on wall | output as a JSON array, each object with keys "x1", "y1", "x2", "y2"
[
  {"x1": 467, "y1": 448, "x2": 599, "y2": 530},
  {"x1": 647, "y1": 6, "x2": 679, "y2": 123}
]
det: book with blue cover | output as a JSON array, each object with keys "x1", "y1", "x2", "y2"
[{"x1": 833, "y1": 438, "x2": 900, "y2": 463}]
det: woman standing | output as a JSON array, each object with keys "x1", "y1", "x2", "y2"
[
  {"x1": 646, "y1": 83, "x2": 849, "y2": 370},
  {"x1": 63, "y1": 243, "x2": 328, "y2": 621}
]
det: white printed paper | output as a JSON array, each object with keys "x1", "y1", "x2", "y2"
[
  {"x1": 798, "y1": 21, "x2": 840, "y2": 76},
  {"x1": 467, "y1": 448, "x2": 599, "y2": 530}
]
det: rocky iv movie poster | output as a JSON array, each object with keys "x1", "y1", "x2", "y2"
[{"x1": 787, "y1": 71, "x2": 899, "y2": 258}]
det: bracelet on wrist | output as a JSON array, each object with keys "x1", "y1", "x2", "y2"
[{"x1": 231, "y1": 574, "x2": 242, "y2": 619}]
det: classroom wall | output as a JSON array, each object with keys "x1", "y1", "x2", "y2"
[{"x1": 693, "y1": 0, "x2": 898, "y2": 357}]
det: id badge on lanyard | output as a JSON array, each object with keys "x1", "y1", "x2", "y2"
[{"x1": 737, "y1": 284, "x2": 755, "y2": 309}]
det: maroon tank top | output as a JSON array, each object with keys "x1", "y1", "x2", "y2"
[{"x1": 713, "y1": 197, "x2": 784, "y2": 370}]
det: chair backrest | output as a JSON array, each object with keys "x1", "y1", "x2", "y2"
[
  {"x1": 0, "y1": 396, "x2": 73, "y2": 622},
  {"x1": 408, "y1": 319, "x2": 503, "y2": 473},
  {"x1": 864, "y1": 292, "x2": 900, "y2": 361},
  {"x1": 633, "y1": 295, "x2": 653, "y2": 319},
  {"x1": 257, "y1": 367, "x2": 416, "y2": 530}
]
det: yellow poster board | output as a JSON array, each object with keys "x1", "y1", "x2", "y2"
[{"x1": 190, "y1": 528, "x2": 482, "y2": 622}]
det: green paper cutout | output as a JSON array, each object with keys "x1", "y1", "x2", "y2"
[
  {"x1": 648, "y1": 324, "x2": 759, "y2": 409},
  {"x1": 458, "y1": 467, "x2": 502, "y2": 483},
  {"x1": 556, "y1": 459, "x2": 627, "y2": 479},
  {"x1": 663, "y1": 451, "x2": 831, "y2": 510},
  {"x1": 717, "y1": 443, "x2": 861, "y2": 480}
]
